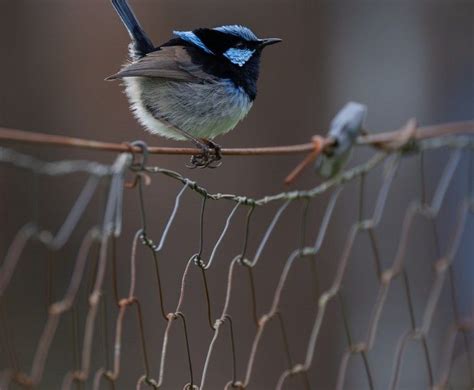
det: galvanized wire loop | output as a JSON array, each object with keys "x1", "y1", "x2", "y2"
[{"x1": 123, "y1": 140, "x2": 150, "y2": 172}]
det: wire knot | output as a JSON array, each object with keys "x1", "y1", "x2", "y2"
[
  {"x1": 192, "y1": 254, "x2": 206, "y2": 268},
  {"x1": 236, "y1": 196, "x2": 255, "y2": 206},
  {"x1": 139, "y1": 231, "x2": 159, "y2": 252}
]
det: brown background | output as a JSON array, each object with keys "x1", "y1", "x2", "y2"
[{"x1": 0, "y1": 1, "x2": 473, "y2": 389}]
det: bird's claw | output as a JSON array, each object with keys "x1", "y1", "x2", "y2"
[{"x1": 187, "y1": 140, "x2": 222, "y2": 169}]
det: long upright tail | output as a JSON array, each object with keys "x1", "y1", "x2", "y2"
[{"x1": 111, "y1": 0, "x2": 154, "y2": 58}]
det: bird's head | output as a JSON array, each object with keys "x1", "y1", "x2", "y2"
[{"x1": 174, "y1": 25, "x2": 281, "y2": 67}]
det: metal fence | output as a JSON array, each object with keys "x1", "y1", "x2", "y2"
[{"x1": 0, "y1": 125, "x2": 473, "y2": 389}]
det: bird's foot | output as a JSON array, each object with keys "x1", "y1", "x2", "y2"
[{"x1": 187, "y1": 139, "x2": 222, "y2": 169}]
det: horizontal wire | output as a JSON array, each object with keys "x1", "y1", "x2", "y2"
[{"x1": 0, "y1": 120, "x2": 472, "y2": 156}]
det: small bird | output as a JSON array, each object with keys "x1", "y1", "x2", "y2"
[{"x1": 107, "y1": 0, "x2": 281, "y2": 168}]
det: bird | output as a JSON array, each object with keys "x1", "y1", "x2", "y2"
[{"x1": 107, "y1": 0, "x2": 281, "y2": 168}]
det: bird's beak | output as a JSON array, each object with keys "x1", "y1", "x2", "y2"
[{"x1": 259, "y1": 38, "x2": 282, "y2": 48}]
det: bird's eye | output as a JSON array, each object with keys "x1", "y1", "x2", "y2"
[{"x1": 235, "y1": 42, "x2": 245, "y2": 49}]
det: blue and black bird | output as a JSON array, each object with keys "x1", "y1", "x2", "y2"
[{"x1": 107, "y1": 0, "x2": 281, "y2": 167}]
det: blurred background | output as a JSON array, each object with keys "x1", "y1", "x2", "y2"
[{"x1": 0, "y1": 0, "x2": 473, "y2": 389}]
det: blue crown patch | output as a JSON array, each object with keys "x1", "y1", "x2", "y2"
[{"x1": 214, "y1": 25, "x2": 258, "y2": 42}]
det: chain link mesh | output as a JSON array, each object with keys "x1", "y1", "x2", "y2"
[{"x1": 0, "y1": 134, "x2": 473, "y2": 389}]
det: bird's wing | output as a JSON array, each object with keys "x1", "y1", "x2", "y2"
[{"x1": 106, "y1": 46, "x2": 214, "y2": 82}]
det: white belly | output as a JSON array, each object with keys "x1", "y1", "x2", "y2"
[{"x1": 124, "y1": 77, "x2": 253, "y2": 141}]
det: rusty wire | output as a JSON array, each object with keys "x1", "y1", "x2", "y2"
[
  {"x1": 0, "y1": 120, "x2": 473, "y2": 157},
  {"x1": 0, "y1": 124, "x2": 473, "y2": 389}
]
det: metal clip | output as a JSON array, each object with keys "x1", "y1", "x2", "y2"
[{"x1": 315, "y1": 102, "x2": 367, "y2": 178}]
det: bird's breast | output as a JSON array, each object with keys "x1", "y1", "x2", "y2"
[{"x1": 126, "y1": 77, "x2": 253, "y2": 140}]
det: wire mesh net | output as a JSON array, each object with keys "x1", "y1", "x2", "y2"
[{"x1": 0, "y1": 133, "x2": 473, "y2": 389}]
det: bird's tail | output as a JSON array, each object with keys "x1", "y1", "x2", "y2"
[{"x1": 111, "y1": 0, "x2": 154, "y2": 58}]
